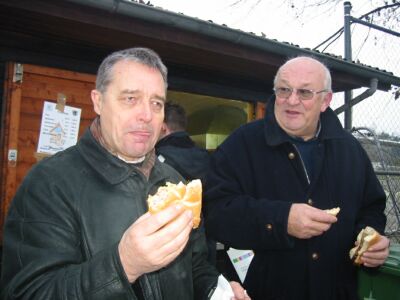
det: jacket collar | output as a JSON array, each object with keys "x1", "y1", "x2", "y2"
[
  {"x1": 263, "y1": 98, "x2": 347, "y2": 146},
  {"x1": 156, "y1": 131, "x2": 195, "y2": 149},
  {"x1": 77, "y1": 128, "x2": 157, "y2": 185}
]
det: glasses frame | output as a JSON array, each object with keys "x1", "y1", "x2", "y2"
[{"x1": 273, "y1": 87, "x2": 329, "y2": 101}]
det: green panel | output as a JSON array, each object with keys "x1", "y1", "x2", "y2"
[
  {"x1": 187, "y1": 105, "x2": 247, "y2": 135},
  {"x1": 358, "y1": 243, "x2": 400, "y2": 300},
  {"x1": 191, "y1": 133, "x2": 228, "y2": 150},
  {"x1": 358, "y1": 269, "x2": 400, "y2": 300}
]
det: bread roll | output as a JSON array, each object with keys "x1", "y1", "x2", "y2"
[
  {"x1": 349, "y1": 226, "x2": 381, "y2": 265},
  {"x1": 147, "y1": 179, "x2": 202, "y2": 228},
  {"x1": 325, "y1": 207, "x2": 340, "y2": 216}
]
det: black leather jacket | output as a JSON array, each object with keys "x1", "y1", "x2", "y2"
[{"x1": 1, "y1": 129, "x2": 219, "y2": 299}]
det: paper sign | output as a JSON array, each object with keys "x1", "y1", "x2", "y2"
[
  {"x1": 227, "y1": 248, "x2": 254, "y2": 283},
  {"x1": 37, "y1": 101, "x2": 81, "y2": 155}
]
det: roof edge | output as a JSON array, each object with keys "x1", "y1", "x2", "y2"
[{"x1": 64, "y1": 0, "x2": 400, "y2": 89}]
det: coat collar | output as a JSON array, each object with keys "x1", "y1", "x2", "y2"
[
  {"x1": 263, "y1": 98, "x2": 347, "y2": 146},
  {"x1": 77, "y1": 128, "x2": 159, "y2": 185},
  {"x1": 156, "y1": 131, "x2": 195, "y2": 149}
]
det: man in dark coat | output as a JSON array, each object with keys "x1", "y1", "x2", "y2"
[
  {"x1": 156, "y1": 102, "x2": 210, "y2": 182},
  {"x1": 204, "y1": 56, "x2": 390, "y2": 300},
  {"x1": 1, "y1": 47, "x2": 248, "y2": 300},
  {"x1": 156, "y1": 102, "x2": 216, "y2": 265}
]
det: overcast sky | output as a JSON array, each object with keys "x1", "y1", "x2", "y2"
[
  {"x1": 150, "y1": 0, "x2": 400, "y2": 135},
  {"x1": 150, "y1": 0, "x2": 380, "y2": 52}
]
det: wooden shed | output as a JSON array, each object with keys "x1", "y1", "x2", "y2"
[{"x1": 1, "y1": 0, "x2": 400, "y2": 241}]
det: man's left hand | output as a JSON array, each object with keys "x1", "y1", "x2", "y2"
[
  {"x1": 230, "y1": 281, "x2": 251, "y2": 300},
  {"x1": 361, "y1": 235, "x2": 390, "y2": 267}
]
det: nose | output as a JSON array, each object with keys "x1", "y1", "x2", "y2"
[
  {"x1": 286, "y1": 89, "x2": 301, "y2": 105},
  {"x1": 137, "y1": 100, "x2": 152, "y2": 123}
]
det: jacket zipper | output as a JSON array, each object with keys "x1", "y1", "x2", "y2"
[{"x1": 291, "y1": 143, "x2": 310, "y2": 185}]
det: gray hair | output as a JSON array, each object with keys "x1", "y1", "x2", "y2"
[
  {"x1": 273, "y1": 56, "x2": 332, "y2": 91},
  {"x1": 95, "y1": 47, "x2": 168, "y2": 93}
]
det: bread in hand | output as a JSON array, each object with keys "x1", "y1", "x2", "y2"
[
  {"x1": 349, "y1": 226, "x2": 381, "y2": 265},
  {"x1": 147, "y1": 179, "x2": 202, "y2": 228},
  {"x1": 325, "y1": 207, "x2": 340, "y2": 216}
]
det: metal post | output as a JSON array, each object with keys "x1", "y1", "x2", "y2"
[{"x1": 344, "y1": 1, "x2": 353, "y2": 130}]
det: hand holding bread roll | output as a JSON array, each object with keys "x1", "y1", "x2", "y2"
[
  {"x1": 147, "y1": 179, "x2": 202, "y2": 228},
  {"x1": 349, "y1": 226, "x2": 381, "y2": 265}
]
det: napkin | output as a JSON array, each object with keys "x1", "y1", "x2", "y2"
[{"x1": 210, "y1": 274, "x2": 235, "y2": 300}]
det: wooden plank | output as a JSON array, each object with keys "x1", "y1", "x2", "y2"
[
  {"x1": 0, "y1": 63, "x2": 97, "y2": 243},
  {"x1": 20, "y1": 97, "x2": 96, "y2": 120},
  {"x1": 23, "y1": 71, "x2": 95, "y2": 92},
  {"x1": 17, "y1": 131, "x2": 39, "y2": 165},
  {"x1": 24, "y1": 63, "x2": 96, "y2": 83},
  {"x1": 0, "y1": 62, "x2": 14, "y2": 242},
  {"x1": 21, "y1": 75, "x2": 94, "y2": 106},
  {"x1": 18, "y1": 113, "x2": 45, "y2": 132},
  {"x1": 18, "y1": 111, "x2": 95, "y2": 133},
  {"x1": 1, "y1": 63, "x2": 23, "y2": 241}
]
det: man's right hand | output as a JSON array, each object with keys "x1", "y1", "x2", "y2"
[
  {"x1": 287, "y1": 203, "x2": 337, "y2": 239},
  {"x1": 118, "y1": 204, "x2": 193, "y2": 282}
]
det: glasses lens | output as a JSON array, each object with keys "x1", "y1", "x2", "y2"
[
  {"x1": 297, "y1": 89, "x2": 314, "y2": 100},
  {"x1": 275, "y1": 87, "x2": 292, "y2": 98}
]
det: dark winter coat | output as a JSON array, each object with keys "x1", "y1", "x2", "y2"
[
  {"x1": 155, "y1": 131, "x2": 216, "y2": 265},
  {"x1": 156, "y1": 131, "x2": 210, "y2": 181},
  {"x1": 204, "y1": 100, "x2": 386, "y2": 300},
  {"x1": 1, "y1": 129, "x2": 219, "y2": 300}
]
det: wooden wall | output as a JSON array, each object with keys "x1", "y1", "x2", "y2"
[{"x1": 0, "y1": 63, "x2": 96, "y2": 242}]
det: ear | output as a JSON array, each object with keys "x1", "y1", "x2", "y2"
[
  {"x1": 320, "y1": 92, "x2": 333, "y2": 112},
  {"x1": 161, "y1": 123, "x2": 171, "y2": 136},
  {"x1": 91, "y1": 90, "x2": 102, "y2": 115}
]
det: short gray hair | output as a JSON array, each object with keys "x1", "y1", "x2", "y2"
[
  {"x1": 95, "y1": 47, "x2": 168, "y2": 93},
  {"x1": 273, "y1": 56, "x2": 332, "y2": 91}
]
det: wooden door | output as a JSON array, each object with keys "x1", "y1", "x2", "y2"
[{"x1": 0, "y1": 63, "x2": 96, "y2": 242}]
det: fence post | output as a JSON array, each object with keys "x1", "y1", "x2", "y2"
[{"x1": 344, "y1": 1, "x2": 353, "y2": 130}]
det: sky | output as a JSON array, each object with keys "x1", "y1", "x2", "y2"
[{"x1": 150, "y1": 0, "x2": 400, "y2": 135}]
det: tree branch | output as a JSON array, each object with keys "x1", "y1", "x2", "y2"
[{"x1": 358, "y1": 2, "x2": 400, "y2": 20}]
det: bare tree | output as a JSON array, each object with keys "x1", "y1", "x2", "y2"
[
  {"x1": 230, "y1": 1, "x2": 399, "y2": 52},
  {"x1": 229, "y1": 0, "x2": 399, "y2": 31}
]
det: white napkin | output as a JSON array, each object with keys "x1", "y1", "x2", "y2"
[{"x1": 210, "y1": 274, "x2": 235, "y2": 300}]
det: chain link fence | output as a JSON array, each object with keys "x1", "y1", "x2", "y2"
[
  {"x1": 329, "y1": 20, "x2": 400, "y2": 242},
  {"x1": 352, "y1": 128, "x2": 400, "y2": 243}
]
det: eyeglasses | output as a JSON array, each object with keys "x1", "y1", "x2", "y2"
[{"x1": 273, "y1": 87, "x2": 329, "y2": 101}]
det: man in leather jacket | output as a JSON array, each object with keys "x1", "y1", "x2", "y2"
[{"x1": 0, "y1": 47, "x2": 248, "y2": 300}]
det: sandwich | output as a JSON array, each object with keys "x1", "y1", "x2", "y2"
[
  {"x1": 349, "y1": 226, "x2": 381, "y2": 265},
  {"x1": 147, "y1": 179, "x2": 202, "y2": 229},
  {"x1": 325, "y1": 207, "x2": 340, "y2": 216}
]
